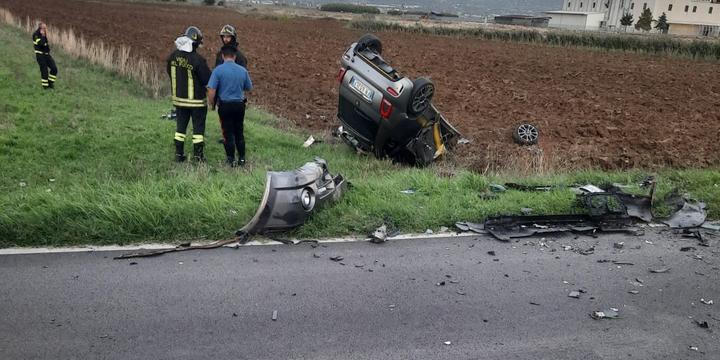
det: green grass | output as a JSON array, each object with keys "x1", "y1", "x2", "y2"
[{"x1": 0, "y1": 24, "x2": 718, "y2": 247}]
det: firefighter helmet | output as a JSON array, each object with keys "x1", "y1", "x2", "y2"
[
  {"x1": 184, "y1": 26, "x2": 203, "y2": 46},
  {"x1": 219, "y1": 24, "x2": 237, "y2": 38}
]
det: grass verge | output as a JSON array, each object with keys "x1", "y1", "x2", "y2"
[{"x1": 0, "y1": 24, "x2": 718, "y2": 247}]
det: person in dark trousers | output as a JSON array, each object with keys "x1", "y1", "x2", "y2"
[
  {"x1": 32, "y1": 22, "x2": 58, "y2": 90},
  {"x1": 207, "y1": 45, "x2": 253, "y2": 167},
  {"x1": 214, "y1": 24, "x2": 248, "y2": 144},
  {"x1": 166, "y1": 26, "x2": 211, "y2": 163}
]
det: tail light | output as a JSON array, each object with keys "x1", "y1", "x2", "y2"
[
  {"x1": 380, "y1": 98, "x2": 393, "y2": 119},
  {"x1": 336, "y1": 68, "x2": 347, "y2": 84},
  {"x1": 386, "y1": 87, "x2": 399, "y2": 97}
]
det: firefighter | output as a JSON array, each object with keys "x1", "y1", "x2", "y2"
[
  {"x1": 214, "y1": 24, "x2": 248, "y2": 68},
  {"x1": 32, "y1": 22, "x2": 58, "y2": 90},
  {"x1": 166, "y1": 26, "x2": 211, "y2": 163}
]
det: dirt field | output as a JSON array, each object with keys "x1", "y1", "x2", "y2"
[{"x1": 5, "y1": 0, "x2": 720, "y2": 171}]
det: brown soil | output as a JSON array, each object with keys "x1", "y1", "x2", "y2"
[{"x1": 6, "y1": 0, "x2": 720, "y2": 171}]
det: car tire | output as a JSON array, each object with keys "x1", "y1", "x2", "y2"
[
  {"x1": 408, "y1": 78, "x2": 434, "y2": 115},
  {"x1": 512, "y1": 123, "x2": 539, "y2": 145},
  {"x1": 356, "y1": 34, "x2": 383, "y2": 55}
]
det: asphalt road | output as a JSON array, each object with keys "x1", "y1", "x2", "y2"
[{"x1": 1, "y1": 230, "x2": 718, "y2": 360}]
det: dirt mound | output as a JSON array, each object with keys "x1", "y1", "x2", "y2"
[{"x1": 6, "y1": 0, "x2": 720, "y2": 171}]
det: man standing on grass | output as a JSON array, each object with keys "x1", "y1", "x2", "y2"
[
  {"x1": 207, "y1": 45, "x2": 253, "y2": 167},
  {"x1": 32, "y1": 22, "x2": 58, "y2": 90},
  {"x1": 166, "y1": 26, "x2": 211, "y2": 163},
  {"x1": 214, "y1": 24, "x2": 249, "y2": 145}
]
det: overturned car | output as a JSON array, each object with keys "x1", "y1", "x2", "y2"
[{"x1": 336, "y1": 34, "x2": 460, "y2": 166}]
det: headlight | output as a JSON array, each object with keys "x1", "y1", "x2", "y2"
[{"x1": 300, "y1": 188, "x2": 315, "y2": 211}]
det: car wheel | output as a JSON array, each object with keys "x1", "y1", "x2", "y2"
[
  {"x1": 512, "y1": 124, "x2": 539, "y2": 145},
  {"x1": 408, "y1": 78, "x2": 434, "y2": 115},
  {"x1": 356, "y1": 34, "x2": 383, "y2": 55}
]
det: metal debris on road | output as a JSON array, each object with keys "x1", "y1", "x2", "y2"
[
  {"x1": 456, "y1": 290, "x2": 466, "y2": 295},
  {"x1": 436, "y1": 281, "x2": 446, "y2": 286},
  {"x1": 443, "y1": 341, "x2": 452, "y2": 346},
  {"x1": 628, "y1": 290, "x2": 639, "y2": 295},
  {"x1": 700, "y1": 298, "x2": 714, "y2": 305},
  {"x1": 649, "y1": 267, "x2": 671, "y2": 273},
  {"x1": 568, "y1": 291, "x2": 581, "y2": 298},
  {"x1": 591, "y1": 309, "x2": 619, "y2": 320},
  {"x1": 370, "y1": 224, "x2": 388, "y2": 243},
  {"x1": 272, "y1": 310, "x2": 278, "y2": 321},
  {"x1": 613, "y1": 242, "x2": 624, "y2": 249}
]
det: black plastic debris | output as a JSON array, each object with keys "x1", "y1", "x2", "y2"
[
  {"x1": 695, "y1": 320, "x2": 709, "y2": 329},
  {"x1": 680, "y1": 246, "x2": 696, "y2": 252},
  {"x1": 329, "y1": 256, "x2": 344, "y2": 262},
  {"x1": 455, "y1": 221, "x2": 485, "y2": 234}
]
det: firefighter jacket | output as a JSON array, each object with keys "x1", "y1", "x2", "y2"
[
  {"x1": 166, "y1": 38, "x2": 211, "y2": 108},
  {"x1": 214, "y1": 41, "x2": 248, "y2": 68},
  {"x1": 32, "y1": 30, "x2": 50, "y2": 55}
]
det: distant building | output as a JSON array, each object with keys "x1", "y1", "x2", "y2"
[
  {"x1": 553, "y1": 0, "x2": 720, "y2": 36},
  {"x1": 544, "y1": 11, "x2": 606, "y2": 29},
  {"x1": 494, "y1": 15, "x2": 551, "y2": 27}
]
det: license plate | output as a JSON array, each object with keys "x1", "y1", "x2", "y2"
[{"x1": 349, "y1": 76, "x2": 374, "y2": 102}]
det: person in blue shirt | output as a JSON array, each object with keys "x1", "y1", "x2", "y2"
[{"x1": 207, "y1": 45, "x2": 253, "y2": 167}]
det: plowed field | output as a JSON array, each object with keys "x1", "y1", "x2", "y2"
[{"x1": 5, "y1": 0, "x2": 720, "y2": 170}]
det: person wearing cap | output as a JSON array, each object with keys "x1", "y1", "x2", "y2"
[{"x1": 207, "y1": 45, "x2": 253, "y2": 167}]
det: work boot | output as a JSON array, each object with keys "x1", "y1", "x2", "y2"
[
  {"x1": 226, "y1": 156, "x2": 236, "y2": 167},
  {"x1": 175, "y1": 140, "x2": 186, "y2": 163},
  {"x1": 193, "y1": 143, "x2": 205, "y2": 163}
]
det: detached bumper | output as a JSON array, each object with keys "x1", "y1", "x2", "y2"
[{"x1": 237, "y1": 158, "x2": 346, "y2": 236}]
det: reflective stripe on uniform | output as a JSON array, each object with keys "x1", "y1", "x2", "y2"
[
  {"x1": 174, "y1": 132, "x2": 186, "y2": 141},
  {"x1": 172, "y1": 97, "x2": 206, "y2": 108},
  {"x1": 48, "y1": 75, "x2": 57, "y2": 81},
  {"x1": 33, "y1": 38, "x2": 41, "y2": 45},
  {"x1": 34, "y1": 50, "x2": 47, "y2": 55},
  {"x1": 192, "y1": 134, "x2": 204, "y2": 144},
  {"x1": 187, "y1": 69, "x2": 194, "y2": 100},
  {"x1": 171, "y1": 66, "x2": 177, "y2": 98}
]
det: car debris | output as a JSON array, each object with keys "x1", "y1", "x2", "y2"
[
  {"x1": 512, "y1": 123, "x2": 539, "y2": 145},
  {"x1": 455, "y1": 221, "x2": 485, "y2": 234},
  {"x1": 443, "y1": 341, "x2": 452, "y2": 346},
  {"x1": 457, "y1": 138, "x2": 471, "y2": 145},
  {"x1": 504, "y1": 183, "x2": 556, "y2": 192},
  {"x1": 160, "y1": 108, "x2": 177, "y2": 121},
  {"x1": 272, "y1": 310, "x2": 278, "y2": 321},
  {"x1": 114, "y1": 158, "x2": 346, "y2": 260},
  {"x1": 700, "y1": 298, "x2": 714, "y2": 305},
  {"x1": 400, "y1": 189, "x2": 416, "y2": 195},
  {"x1": 648, "y1": 267, "x2": 671, "y2": 273},
  {"x1": 663, "y1": 202, "x2": 707, "y2": 228},
  {"x1": 628, "y1": 290, "x2": 639, "y2": 295},
  {"x1": 329, "y1": 256, "x2": 344, "y2": 262},
  {"x1": 590, "y1": 308, "x2": 619, "y2": 320},
  {"x1": 302, "y1": 135, "x2": 316, "y2": 148},
  {"x1": 613, "y1": 242, "x2": 624, "y2": 249},
  {"x1": 370, "y1": 224, "x2": 388, "y2": 243},
  {"x1": 336, "y1": 34, "x2": 460, "y2": 166},
  {"x1": 695, "y1": 320, "x2": 710, "y2": 329},
  {"x1": 237, "y1": 158, "x2": 346, "y2": 236},
  {"x1": 568, "y1": 291, "x2": 581, "y2": 298}
]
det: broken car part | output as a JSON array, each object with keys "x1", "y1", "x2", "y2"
[
  {"x1": 236, "y1": 158, "x2": 346, "y2": 236},
  {"x1": 336, "y1": 34, "x2": 461, "y2": 166},
  {"x1": 512, "y1": 123, "x2": 539, "y2": 145}
]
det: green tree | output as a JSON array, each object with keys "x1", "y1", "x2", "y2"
[
  {"x1": 620, "y1": 12, "x2": 634, "y2": 32},
  {"x1": 655, "y1": 12, "x2": 669, "y2": 34},
  {"x1": 635, "y1": 8, "x2": 653, "y2": 31}
]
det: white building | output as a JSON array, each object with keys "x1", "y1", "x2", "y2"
[
  {"x1": 544, "y1": 11, "x2": 607, "y2": 30},
  {"x1": 549, "y1": 0, "x2": 720, "y2": 35}
]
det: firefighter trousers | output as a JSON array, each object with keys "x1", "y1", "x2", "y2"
[
  {"x1": 174, "y1": 106, "x2": 207, "y2": 154},
  {"x1": 36, "y1": 53, "x2": 58, "y2": 88}
]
